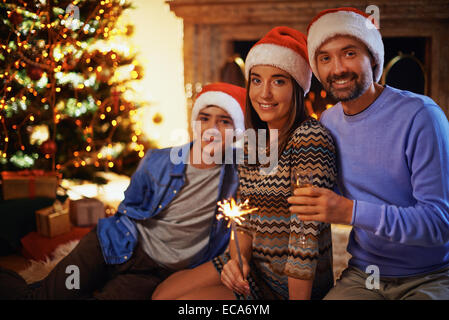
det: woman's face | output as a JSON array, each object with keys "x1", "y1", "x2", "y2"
[{"x1": 249, "y1": 65, "x2": 294, "y2": 130}]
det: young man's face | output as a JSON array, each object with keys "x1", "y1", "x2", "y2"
[
  {"x1": 194, "y1": 106, "x2": 235, "y2": 152},
  {"x1": 316, "y1": 35, "x2": 374, "y2": 102}
]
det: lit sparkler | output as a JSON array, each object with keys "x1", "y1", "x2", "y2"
[
  {"x1": 217, "y1": 198, "x2": 257, "y2": 276},
  {"x1": 217, "y1": 198, "x2": 256, "y2": 226}
]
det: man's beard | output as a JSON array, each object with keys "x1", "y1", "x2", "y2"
[{"x1": 325, "y1": 71, "x2": 372, "y2": 102}]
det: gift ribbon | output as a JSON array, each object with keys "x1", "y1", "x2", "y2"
[
  {"x1": 1, "y1": 170, "x2": 61, "y2": 178},
  {"x1": 29, "y1": 177, "x2": 36, "y2": 199},
  {"x1": 1, "y1": 170, "x2": 61, "y2": 199}
]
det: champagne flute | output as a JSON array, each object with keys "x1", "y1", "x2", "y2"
[{"x1": 290, "y1": 168, "x2": 313, "y2": 248}]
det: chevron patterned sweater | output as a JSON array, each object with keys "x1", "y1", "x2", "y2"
[{"x1": 237, "y1": 118, "x2": 337, "y2": 299}]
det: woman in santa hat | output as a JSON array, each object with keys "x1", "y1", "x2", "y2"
[{"x1": 153, "y1": 26, "x2": 337, "y2": 300}]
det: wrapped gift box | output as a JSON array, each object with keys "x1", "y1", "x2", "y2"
[
  {"x1": 69, "y1": 198, "x2": 105, "y2": 227},
  {"x1": 36, "y1": 200, "x2": 71, "y2": 238},
  {"x1": 1, "y1": 170, "x2": 60, "y2": 200}
]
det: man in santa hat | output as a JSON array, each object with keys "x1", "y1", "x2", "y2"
[
  {"x1": 0, "y1": 82, "x2": 246, "y2": 300},
  {"x1": 288, "y1": 7, "x2": 449, "y2": 299}
]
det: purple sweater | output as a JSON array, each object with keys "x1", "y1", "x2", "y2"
[{"x1": 320, "y1": 85, "x2": 449, "y2": 277}]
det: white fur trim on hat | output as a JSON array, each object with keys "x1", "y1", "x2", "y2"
[
  {"x1": 308, "y1": 10, "x2": 384, "y2": 83},
  {"x1": 191, "y1": 91, "x2": 245, "y2": 136},
  {"x1": 245, "y1": 43, "x2": 312, "y2": 95}
]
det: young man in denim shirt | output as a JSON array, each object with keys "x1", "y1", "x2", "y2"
[{"x1": 0, "y1": 82, "x2": 246, "y2": 299}]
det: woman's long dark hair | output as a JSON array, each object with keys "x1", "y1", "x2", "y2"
[{"x1": 244, "y1": 76, "x2": 309, "y2": 163}]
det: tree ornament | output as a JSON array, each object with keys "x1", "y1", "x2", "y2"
[
  {"x1": 152, "y1": 113, "x2": 163, "y2": 124},
  {"x1": 95, "y1": 66, "x2": 111, "y2": 82},
  {"x1": 112, "y1": 89, "x2": 120, "y2": 113},
  {"x1": 8, "y1": 11, "x2": 23, "y2": 26},
  {"x1": 27, "y1": 65, "x2": 44, "y2": 81},
  {"x1": 40, "y1": 139, "x2": 57, "y2": 155},
  {"x1": 125, "y1": 25, "x2": 134, "y2": 36}
]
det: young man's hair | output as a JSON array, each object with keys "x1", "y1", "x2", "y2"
[{"x1": 244, "y1": 77, "x2": 308, "y2": 164}]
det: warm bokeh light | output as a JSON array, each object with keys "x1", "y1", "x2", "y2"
[{"x1": 123, "y1": 0, "x2": 187, "y2": 148}]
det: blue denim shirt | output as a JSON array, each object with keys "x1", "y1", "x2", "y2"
[{"x1": 97, "y1": 143, "x2": 239, "y2": 268}]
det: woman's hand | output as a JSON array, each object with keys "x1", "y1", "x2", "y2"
[{"x1": 220, "y1": 257, "x2": 251, "y2": 296}]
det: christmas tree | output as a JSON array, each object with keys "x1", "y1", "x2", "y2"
[{"x1": 0, "y1": 0, "x2": 156, "y2": 182}]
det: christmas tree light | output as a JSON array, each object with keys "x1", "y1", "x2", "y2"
[{"x1": 0, "y1": 0, "x2": 156, "y2": 180}]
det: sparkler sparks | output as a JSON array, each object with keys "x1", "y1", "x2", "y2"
[
  {"x1": 217, "y1": 198, "x2": 257, "y2": 227},
  {"x1": 217, "y1": 197, "x2": 258, "y2": 299}
]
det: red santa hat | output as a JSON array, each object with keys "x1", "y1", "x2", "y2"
[
  {"x1": 191, "y1": 82, "x2": 246, "y2": 135},
  {"x1": 244, "y1": 26, "x2": 312, "y2": 95},
  {"x1": 307, "y1": 7, "x2": 384, "y2": 83}
]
